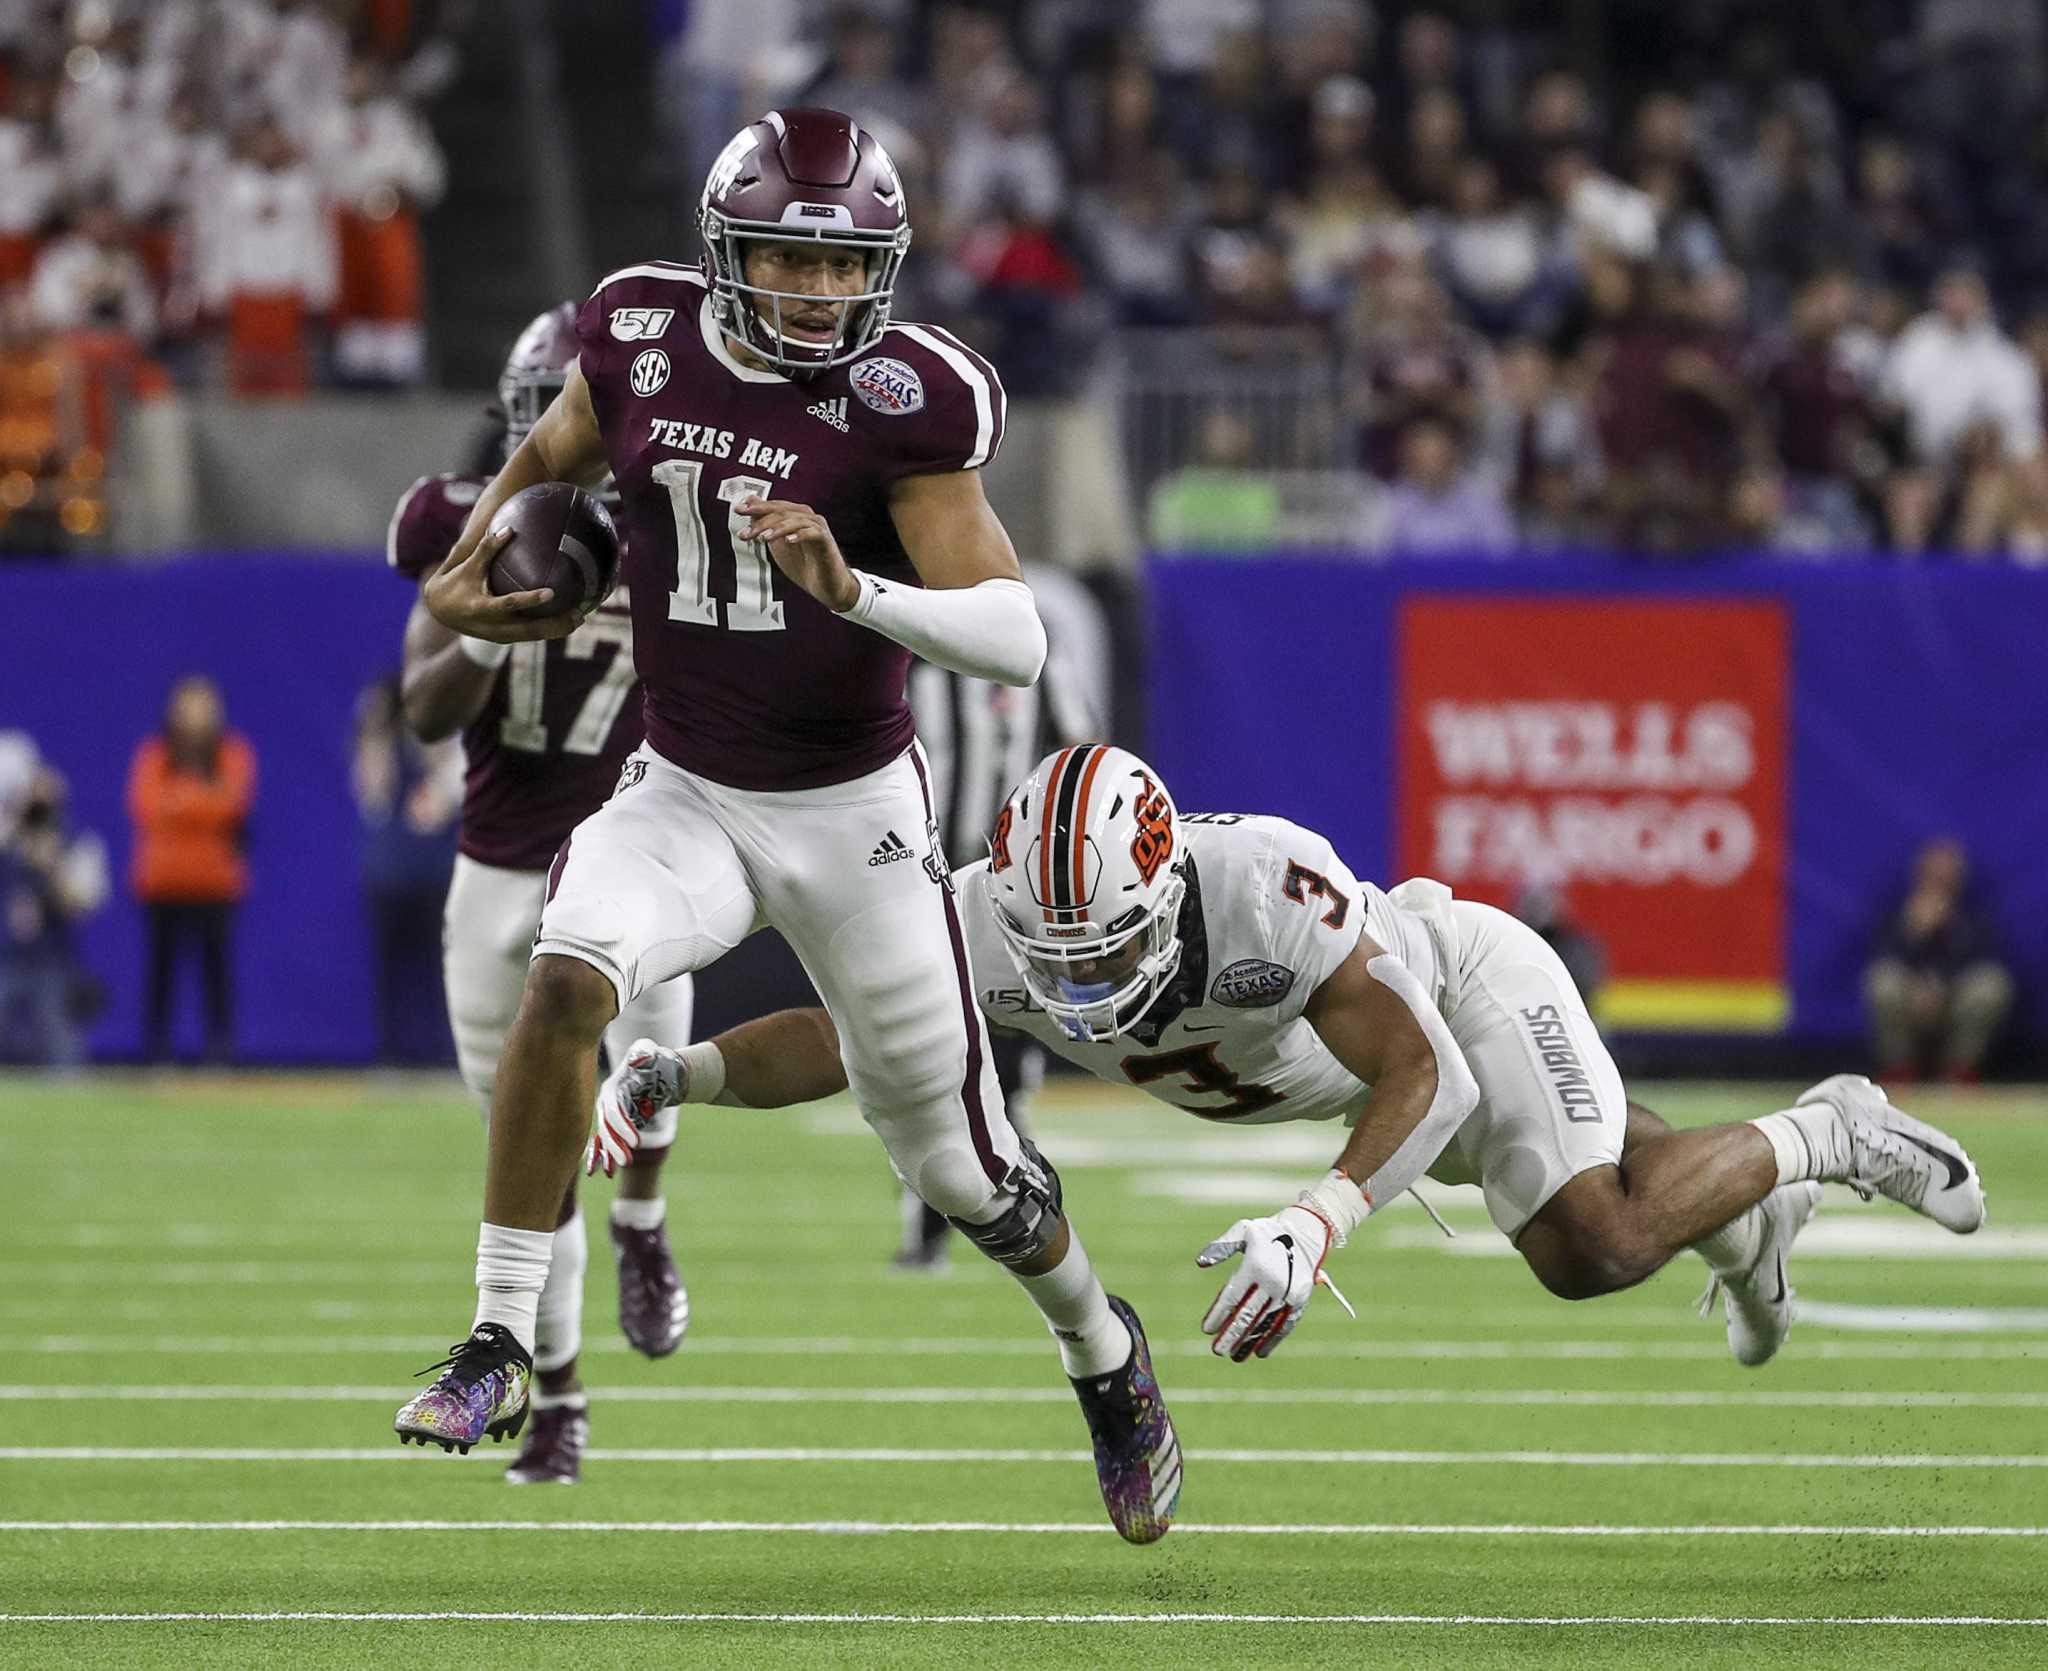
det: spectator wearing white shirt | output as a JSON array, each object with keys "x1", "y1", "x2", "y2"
[
  {"x1": 198, "y1": 115, "x2": 336, "y2": 396},
  {"x1": 940, "y1": 74, "x2": 1065, "y2": 230},
  {"x1": 29, "y1": 195, "x2": 155, "y2": 340},
  {"x1": 1883, "y1": 270, "x2": 2041, "y2": 468},
  {"x1": 316, "y1": 59, "x2": 446, "y2": 386},
  {"x1": 116, "y1": 88, "x2": 228, "y2": 351},
  {"x1": 1882, "y1": 269, "x2": 2044, "y2": 552},
  {"x1": 1543, "y1": 144, "x2": 1659, "y2": 263},
  {"x1": 0, "y1": 72, "x2": 65, "y2": 290}
]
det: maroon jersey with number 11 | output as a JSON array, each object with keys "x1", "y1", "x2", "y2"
[
  {"x1": 575, "y1": 261, "x2": 1006, "y2": 792},
  {"x1": 387, "y1": 472, "x2": 643, "y2": 871}
]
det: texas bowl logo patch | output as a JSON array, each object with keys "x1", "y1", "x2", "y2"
[
  {"x1": 630, "y1": 349, "x2": 670, "y2": 396},
  {"x1": 851, "y1": 356, "x2": 925, "y2": 416},
  {"x1": 1210, "y1": 959, "x2": 1296, "y2": 1008}
]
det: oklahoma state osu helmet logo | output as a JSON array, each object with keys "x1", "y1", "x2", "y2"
[{"x1": 1129, "y1": 778, "x2": 1174, "y2": 884}]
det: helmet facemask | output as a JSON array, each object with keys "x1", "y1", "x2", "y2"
[
  {"x1": 993, "y1": 868, "x2": 1188, "y2": 1044},
  {"x1": 498, "y1": 364, "x2": 564, "y2": 457},
  {"x1": 701, "y1": 214, "x2": 910, "y2": 378}
]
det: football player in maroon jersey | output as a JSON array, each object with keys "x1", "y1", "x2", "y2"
[
  {"x1": 386, "y1": 306, "x2": 697, "y2": 1485},
  {"x1": 391, "y1": 109, "x2": 1180, "y2": 1543}
]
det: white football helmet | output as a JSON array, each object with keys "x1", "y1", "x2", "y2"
[{"x1": 984, "y1": 744, "x2": 1187, "y2": 1043}]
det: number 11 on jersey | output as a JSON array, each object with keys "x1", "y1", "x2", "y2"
[{"x1": 652, "y1": 459, "x2": 784, "y2": 633}]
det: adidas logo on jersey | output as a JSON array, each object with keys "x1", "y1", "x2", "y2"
[
  {"x1": 807, "y1": 396, "x2": 850, "y2": 431},
  {"x1": 867, "y1": 830, "x2": 913, "y2": 867}
]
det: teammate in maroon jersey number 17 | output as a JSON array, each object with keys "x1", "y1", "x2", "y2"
[
  {"x1": 391, "y1": 107, "x2": 1182, "y2": 1542},
  {"x1": 384, "y1": 306, "x2": 696, "y2": 1485}
]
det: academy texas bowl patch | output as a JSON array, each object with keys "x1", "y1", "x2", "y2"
[
  {"x1": 850, "y1": 356, "x2": 925, "y2": 416},
  {"x1": 1210, "y1": 959, "x2": 1296, "y2": 1008}
]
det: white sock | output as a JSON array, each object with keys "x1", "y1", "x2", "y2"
[
  {"x1": 1692, "y1": 1202, "x2": 1765, "y2": 1276},
  {"x1": 473, "y1": 1222, "x2": 554, "y2": 1355},
  {"x1": 530, "y1": 1388, "x2": 588, "y2": 1414},
  {"x1": 610, "y1": 1194, "x2": 666, "y2": 1232},
  {"x1": 533, "y1": 1208, "x2": 588, "y2": 1374},
  {"x1": 1013, "y1": 1231, "x2": 1131, "y2": 1378},
  {"x1": 1751, "y1": 1107, "x2": 1844, "y2": 1186}
]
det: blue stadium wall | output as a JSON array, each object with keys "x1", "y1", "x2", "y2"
[{"x1": 3, "y1": 552, "x2": 2044, "y2": 1063}]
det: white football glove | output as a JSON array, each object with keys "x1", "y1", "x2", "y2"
[
  {"x1": 587, "y1": 1037, "x2": 686, "y2": 1178},
  {"x1": 1196, "y1": 1203, "x2": 1355, "y2": 1362}
]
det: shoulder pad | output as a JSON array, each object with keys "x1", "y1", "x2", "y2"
[
  {"x1": 386, "y1": 473, "x2": 488, "y2": 579},
  {"x1": 861, "y1": 322, "x2": 1007, "y2": 476}
]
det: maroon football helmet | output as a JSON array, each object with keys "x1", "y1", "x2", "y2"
[
  {"x1": 698, "y1": 107, "x2": 911, "y2": 377},
  {"x1": 498, "y1": 301, "x2": 579, "y2": 448},
  {"x1": 498, "y1": 301, "x2": 616, "y2": 498}
]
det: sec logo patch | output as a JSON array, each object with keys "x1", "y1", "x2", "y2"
[
  {"x1": 630, "y1": 349, "x2": 670, "y2": 396},
  {"x1": 851, "y1": 356, "x2": 925, "y2": 416}
]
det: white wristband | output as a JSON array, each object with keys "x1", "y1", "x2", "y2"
[
  {"x1": 1299, "y1": 1169, "x2": 1371, "y2": 1248},
  {"x1": 676, "y1": 1039, "x2": 727, "y2": 1106},
  {"x1": 458, "y1": 634, "x2": 512, "y2": 669}
]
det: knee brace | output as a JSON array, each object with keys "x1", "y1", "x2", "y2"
[{"x1": 948, "y1": 1139, "x2": 1064, "y2": 1269}]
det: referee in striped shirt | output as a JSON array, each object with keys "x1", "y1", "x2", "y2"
[{"x1": 893, "y1": 565, "x2": 1111, "y2": 1269}]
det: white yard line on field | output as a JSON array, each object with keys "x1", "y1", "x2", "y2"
[
  {"x1": 0, "y1": 1446, "x2": 2041, "y2": 1467},
  {"x1": 1, "y1": 1519, "x2": 2044, "y2": 1538},
  {"x1": 3, "y1": 1383, "x2": 2046, "y2": 1410},
  {"x1": 9, "y1": 1333, "x2": 2045, "y2": 1359},
  {"x1": 3, "y1": 1610, "x2": 2046, "y2": 1628}
]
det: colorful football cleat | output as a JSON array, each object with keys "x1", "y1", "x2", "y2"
[
  {"x1": 1070, "y1": 1295, "x2": 1182, "y2": 1545},
  {"x1": 612, "y1": 1218, "x2": 689, "y2": 1358},
  {"x1": 393, "y1": 1322, "x2": 532, "y2": 1454}
]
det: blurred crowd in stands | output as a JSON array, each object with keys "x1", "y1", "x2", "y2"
[
  {"x1": 8, "y1": 2, "x2": 2048, "y2": 561},
  {"x1": 0, "y1": 0, "x2": 452, "y2": 546},
  {"x1": 664, "y1": 0, "x2": 2048, "y2": 557}
]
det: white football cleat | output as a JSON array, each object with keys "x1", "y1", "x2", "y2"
[
  {"x1": 1699, "y1": 1181, "x2": 1822, "y2": 1367},
  {"x1": 1795, "y1": 1073, "x2": 1986, "y2": 1234}
]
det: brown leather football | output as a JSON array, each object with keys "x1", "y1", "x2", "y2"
[{"x1": 485, "y1": 483, "x2": 621, "y2": 619}]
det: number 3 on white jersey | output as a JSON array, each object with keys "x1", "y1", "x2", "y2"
[{"x1": 652, "y1": 459, "x2": 785, "y2": 633}]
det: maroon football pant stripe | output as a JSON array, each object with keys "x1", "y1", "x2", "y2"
[{"x1": 908, "y1": 746, "x2": 1006, "y2": 1189}]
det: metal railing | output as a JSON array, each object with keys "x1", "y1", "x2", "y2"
[{"x1": 1107, "y1": 327, "x2": 1374, "y2": 548}]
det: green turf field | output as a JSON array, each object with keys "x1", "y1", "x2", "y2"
[{"x1": 0, "y1": 1072, "x2": 2042, "y2": 1669}]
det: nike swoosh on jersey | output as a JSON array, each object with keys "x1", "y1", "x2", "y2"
[{"x1": 1895, "y1": 1129, "x2": 1970, "y2": 1191}]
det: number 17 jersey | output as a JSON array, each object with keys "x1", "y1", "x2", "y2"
[
  {"x1": 387, "y1": 471, "x2": 642, "y2": 871},
  {"x1": 575, "y1": 263, "x2": 1007, "y2": 792}
]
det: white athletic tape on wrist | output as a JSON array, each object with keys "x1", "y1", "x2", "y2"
[
  {"x1": 675, "y1": 1039, "x2": 727, "y2": 1105},
  {"x1": 1299, "y1": 1170, "x2": 1370, "y2": 1247},
  {"x1": 1356, "y1": 953, "x2": 1480, "y2": 1210},
  {"x1": 836, "y1": 571, "x2": 1046, "y2": 686},
  {"x1": 458, "y1": 634, "x2": 512, "y2": 668}
]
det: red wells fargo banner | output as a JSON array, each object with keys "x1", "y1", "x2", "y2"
[{"x1": 1396, "y1": 597, "x2": 1789, "y2": 1030}]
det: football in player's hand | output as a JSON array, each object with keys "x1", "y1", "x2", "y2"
[{"x1": 485, "y1": 483, "x2": 620, "y2": 619}]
